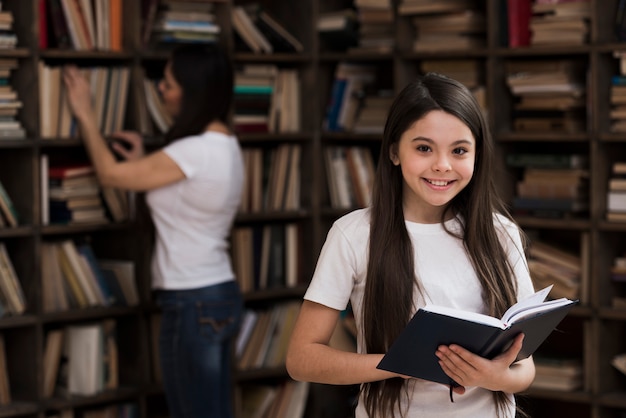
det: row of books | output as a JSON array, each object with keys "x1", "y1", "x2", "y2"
[
  {"x1": 142, "y1": 0, "x2": 219, "y2": 46},
  {"x1": 41, "y1": 240, "x2": 138, "y2": 313},
  {"x1": 324, "y1": 146, "x2": 376, "y2": 210},
  {"x1": 324, "y1": 62, "x2": 377, "y2": 133},
  {"x1": 234, "y1": 65, "x2": 301, "y2": 134},
  {"x1": 0, "y1": 243, "x2": 26, "y2": 317},
  {"x1": 236, "y1": 301, "x2": 301, "y2": 370},
  {"x1": 239, "y1": 380, "x2": 309, "y2": 418},
  {"x1": 527, "y1": 237, "x2": 588, "y2": 303},
  {"x1": 43, "y1": 320, "x2": 118, "y2": 398},
  {"x1": 508, "y1": 0, "x2": 590, "y2": 48},
  {"x1": 38, "y1": 63, "x2": 130, "y2": 139},
  {"x1": 531, "y1": 355, "x2": 583, "y2": 391},
  {"x1": 240, "y1": 144, "x2": 301, "y2": 214},
  {"x1": 231, "y1": 3, "x2": 303, "y2": 54},
  {"x1": 41, "y1": 0, "x2": 122, "y2": 50},
  {"x1": 231, "y1": 223, "x2": 301, "y2": 294},
  {"x1": 48, "y1": 403, "x2": 139, "y2": 418}
]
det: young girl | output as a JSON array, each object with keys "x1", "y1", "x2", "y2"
[
  {"x1": 62, "y1": 44, "x2": 244, "y2": 418},
  {"x1": 286, "y1": 73, "x2": 536, "y2": 418}
]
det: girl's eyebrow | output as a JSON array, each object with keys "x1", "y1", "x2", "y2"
[{"x1": 410, "y1": 136, "x2": 475, "y2": 146}]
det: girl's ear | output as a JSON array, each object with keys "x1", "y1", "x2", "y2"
[{"x1": 389, "y1": 144, "x2": 400, "y2": 166}]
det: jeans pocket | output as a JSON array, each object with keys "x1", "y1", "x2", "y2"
[{"x1": 196, "y1": 299, "x2": 240, "y2": 342}]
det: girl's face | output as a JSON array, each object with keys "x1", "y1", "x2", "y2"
[
  {"x1": 390, "y1": 110, "x2": 476, "y2": 224},
  {"x1": 158, "y1": 62, "x2": 183, "y2": 118}
]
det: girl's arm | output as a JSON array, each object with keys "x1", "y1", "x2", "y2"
[
  {"x1": 435, "y1": 333, "x2": 536, "y2": 394},
  {"x1": 62, "y1": 66, "x2": 185, "y2": 191},
  {"x1": 286, "y1": 300, "x2": 400, "y2": 385}
]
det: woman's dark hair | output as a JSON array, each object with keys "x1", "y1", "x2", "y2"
[
  {"x1": 164, "y1": 43, "x2": 233, "y2": 143},
  {"x1": 361, "y1": 73, "x2": 522, "y2": 417}
]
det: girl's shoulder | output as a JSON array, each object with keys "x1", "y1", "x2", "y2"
[{"x1": 334, "y1": 208, "x2": 371, "y2": 228}]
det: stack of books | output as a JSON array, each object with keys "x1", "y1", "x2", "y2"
[
  {"x1": 0, "y1": 6, "x2": 17, "y2": 49},
  {"x1": 506, "y1": 153, "x2": 589, "y2": 218},
  {"x1": 0, "y1": 58, "x2": 25, "y2": 139},
  {"x1": 530, "y1": 0, "x2": 591, "y2": 46},
  {"x1": 142, "y1": 0, "x2": 219, "y2": 46},
  {"x1": 607, "y1": 161, "x2": 626, "y2": 222},
  {"x1": 506, "y1": 60, "x2": 586, "y2": 133},
  {"x1": 611, "y1": 51, "x2": 626, "y2": 133},
  {"x1": 48, "y1": 164, "x2": 107, "y2": 225},
  {"x1": 317, "y1": 9, "x2": 359, "y2": 51},
  {"x1": 398, "y1": 0, "x2": 485, "y2": 52},
  {"x1": 349, "y1": 0, "x2": 394, "y2": 54}
]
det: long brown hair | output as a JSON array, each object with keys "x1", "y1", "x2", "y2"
[
  {"x1": 164, "y1": 44, "x2": 233, "y2": 143},
  {"x1": 362, "y1": 73, "x2": 521, "y2": 417}
]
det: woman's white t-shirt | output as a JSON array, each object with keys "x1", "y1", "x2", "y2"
[
  {"x1": 146, "y1": 131, "x2": 244, "y2": 290},
  {"x1": 304, "y1": 208, "x2": 535, "y2": 418}
]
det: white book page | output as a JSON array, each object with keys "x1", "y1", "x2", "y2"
[
  {"x1": 504, "y1": 298, "x2": 573, "y2": 325},
  {"x1": 500, "y1": 285, "x2": 553, "y2": 324},
  {"x1": 422, "y1": 305, "x2": 505, "y2": 329}
]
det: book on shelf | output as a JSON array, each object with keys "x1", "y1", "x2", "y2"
[
  {"x1": 65, "y1": 320, "x2": 118, "y2": 396},
  {"x1": 317, "y1": 9, "x2": 359, "y2": 51},
  {"x1": 0, "y1": 180, "x2": 18, "y2": 227},
  {"x1": 241, "y1": 4, "x2": 303, "y2": 53},
  {"x1": 0, "y1": 242, "x2": 26, "y2": 316},
  {"x1": 43, "y1": 329, "x2": 65, "y2": 398},
  {"x1": 377, "y1": 285, "x2": 576, "y2": 386},
  {"x1": 397, "y1": 0, "x2": 474, "y2": 16},
  {"x1": 613, "y1": 353, "x2": 626, "y2": 376},
  {"x1": 45, "y1": 0, "x2": 122, "y2": 50},
  {"x1": 240, "y1": 384, "x2": 279, "y2": 418},
  {"x1": 0, "y1": 334, "x2": 10, "y2": 405}
]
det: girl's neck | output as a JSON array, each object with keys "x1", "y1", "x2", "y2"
[{"x1": 205, "y1": 120, "x2": 230, "y2": 135}]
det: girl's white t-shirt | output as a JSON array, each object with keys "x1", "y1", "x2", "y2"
[{"x1": 146, "y1": 131, "x2": 244, "y2": 290}]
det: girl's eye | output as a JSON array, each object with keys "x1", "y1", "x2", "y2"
[
  {"x1": 416, "y1": 144, "x2": 430, "y2": 152},
  {"x1": 453, "y1": 148, "x2": 468, "y2": 155}
]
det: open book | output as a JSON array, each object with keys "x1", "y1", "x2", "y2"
[{"x1": 377, "y1": 286, "x2": 577, "y2": 386}]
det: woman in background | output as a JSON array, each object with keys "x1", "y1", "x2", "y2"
[{"x1": 63, "y1": 44, "x2": 244, "y2": 418}]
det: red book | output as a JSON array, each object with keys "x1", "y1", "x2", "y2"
[
  {"x1": 49, "y1": 164, "x2": 94, "y2": 179},
  {"x1": 39, "y1": 0, "x2": 48, "y2": 49},
  {"x1": 508, "y1": 0, "x2": 532, "y2": 48}
]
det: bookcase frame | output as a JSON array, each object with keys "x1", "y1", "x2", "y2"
[{"x1": 0, "y1": 0, "x2": 625, "y2": 417}]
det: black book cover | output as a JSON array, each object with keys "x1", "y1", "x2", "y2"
[{"x1": 377, "y1": 299, "x2": 576, "y2": 386}]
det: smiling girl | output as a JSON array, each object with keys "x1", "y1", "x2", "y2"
[{"x1": 286, "y1": 73, "x2": 536, "y2": 418}]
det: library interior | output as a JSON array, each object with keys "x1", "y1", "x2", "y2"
[{"x1": 0, "y1": 0, "x2": 625, "y2": 417}]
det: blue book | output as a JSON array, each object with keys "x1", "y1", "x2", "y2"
[{"x1": 76, "y1": 244, "x2": 116, "y2": 306}]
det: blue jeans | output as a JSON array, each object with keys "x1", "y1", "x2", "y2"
[{"x1": 155, "y1": 281, "x2": 243, "y2": 418}]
